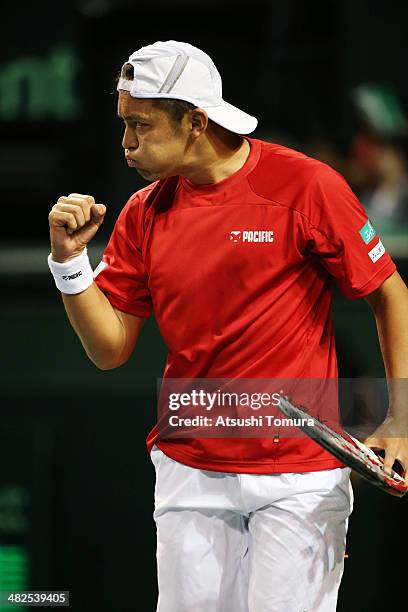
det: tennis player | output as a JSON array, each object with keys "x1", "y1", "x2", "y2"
[{"x1": 48, "y1": 41, "x2": 408, "y2": 611}]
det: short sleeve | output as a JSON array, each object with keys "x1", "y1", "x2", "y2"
[
  {"x1": 307, "y1": 166, "x2": 396, "y2": 299},
  {"x1": 93, "y1": 193, "x2": 153, "y2": 318}
]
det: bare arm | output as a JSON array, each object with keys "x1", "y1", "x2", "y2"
[
  {"x1": 49, "y1": 192, "x2": 144, "y2": 370},
  {"x1": 364, "y1": 270, "x2": 408, "y2": 473},
  {"x1": 62, "y1": 284, "x2": 144, "y2": 370},
  {"x1": 365, "y1": 271, "x2": 408, "y2": 385}
]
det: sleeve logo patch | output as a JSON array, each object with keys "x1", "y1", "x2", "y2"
[
  {"x1": 359, "y1": 220, "x2": 376, "y2": 244},
  {"x1": 368, "y1": 239, "x2": 385, "y2": 263}
]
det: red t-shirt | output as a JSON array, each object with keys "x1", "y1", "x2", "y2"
[{"x1": 94, "y1": 138, "x2": 396, "y2": 473}]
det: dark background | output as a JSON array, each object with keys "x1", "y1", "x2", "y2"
[{"x1": 1, "y1": 1, "x2": 408, "y2": 611}]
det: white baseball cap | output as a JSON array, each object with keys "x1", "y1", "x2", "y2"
[{"x1": 117, "y1": 40, "x2": 258, "y2": 135}]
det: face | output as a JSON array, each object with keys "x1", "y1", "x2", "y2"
[{"x1": 117, "y1": 91, "x2": 191, "y2": 181}]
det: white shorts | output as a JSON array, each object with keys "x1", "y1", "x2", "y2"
[{"x1": 150, "y1": 446, "x2": 353, "y2": 612}]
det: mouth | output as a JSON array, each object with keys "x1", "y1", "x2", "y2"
[{"x1": 126, "y1": 157, "x2": 139, "y2": 168}]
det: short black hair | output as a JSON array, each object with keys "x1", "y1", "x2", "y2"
[{"x1": 117, "y1": 63, "x2": 195, "y2": 125}]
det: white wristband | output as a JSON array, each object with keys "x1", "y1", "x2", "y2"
[{"x1": 48, "y1": 248, "x2": 94, "y2": 295}]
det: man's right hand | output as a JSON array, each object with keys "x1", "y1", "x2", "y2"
[{"x1": 49, "y1": 193, "x2": 106, "y2": 263}]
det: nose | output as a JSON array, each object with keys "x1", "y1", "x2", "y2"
[{"x1": 122, "y1": 125, "x2": 138, "y2": 150}]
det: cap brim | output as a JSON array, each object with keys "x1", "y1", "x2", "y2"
[{"x1": 203, "y1": 100, "x2": 258, "y2": 135}]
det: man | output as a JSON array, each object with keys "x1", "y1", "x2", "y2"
[{"x1": 48, "y1": 41, "x2": 408, "y2": 611}]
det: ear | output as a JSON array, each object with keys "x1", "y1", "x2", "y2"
[{"x1": 190, "y1": 108, "x2": 208, "y2": 135}]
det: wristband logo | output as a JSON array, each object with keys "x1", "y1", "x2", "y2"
[
  {"x1": 62, "y1": 270, "x2": 83, "y2": 280},
  {"x1": 230, "y1": 230, "x2": 274, "y2": 243}
]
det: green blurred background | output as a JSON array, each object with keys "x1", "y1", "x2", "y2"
[{"x1": 1, "y1": 1, "x2": 408, "y2": 610}]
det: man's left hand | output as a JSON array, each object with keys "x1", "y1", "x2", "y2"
[{"x1": 363, "y1": 416, "x2": 408, "y2": 485}]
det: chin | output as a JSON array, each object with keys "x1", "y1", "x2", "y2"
[
  {"x1": 139, "y1": 168, "x2": 171, "y2": 182},
  {"x1": 136, "y1": 168, "x2": 157, "y2": 179}
]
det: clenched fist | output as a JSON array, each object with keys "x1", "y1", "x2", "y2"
[{"x1": 49, "y1": 193, "x2": 106, "y2": 263}]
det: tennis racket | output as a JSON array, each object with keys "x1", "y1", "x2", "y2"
[{"x1": 278, "y1": 395, "x2": 407, "y2": 497}]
